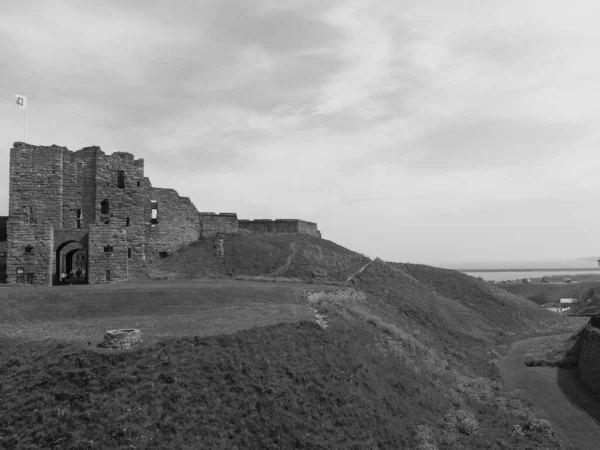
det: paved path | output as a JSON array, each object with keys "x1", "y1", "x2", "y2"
[{"x1": 498, "y1": 334, "x2": 600, "y2": 449}]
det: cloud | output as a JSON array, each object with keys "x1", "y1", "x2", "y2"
[{"x1": 2, "y1": 0, "x2": 600, "y2": 263}]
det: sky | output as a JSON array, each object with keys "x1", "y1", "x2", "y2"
[{"x1": 2, "y1": 0, "x2": 600, "y2": 267}]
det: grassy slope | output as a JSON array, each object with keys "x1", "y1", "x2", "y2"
[
  {"x1": 147, "y1": 233, "x2": 370, "y2": 283},
  {"x1": 0, "y1": 247, "x2": 586, "y2": 448}
]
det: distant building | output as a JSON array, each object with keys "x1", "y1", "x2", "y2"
[
  {"x1": 560, "y1": 298, "x2": 577, "y2": 304},
  {"x1": 546, "y1": 306, "x2": 571, "y2": 314}
]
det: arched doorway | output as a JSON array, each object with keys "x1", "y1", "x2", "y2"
[{"x1": 55, "y1": 240, "x2": 88, "y2": 285}]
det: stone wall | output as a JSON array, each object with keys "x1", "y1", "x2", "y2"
[
  {"x1": 578, "y1": 323, "x2": 600, "y2": 395},
  {"x1": 238, "y1": 219, "x2": 320, "y2": 237},
  {"x1": 61, "y1": 147, "x2": 98, "y2": 231},
  {"x1": 142, "y1": 188, "x2": 200, "y2": 260},
  {"x1": 9, "y1": 143, "x2": 64, "y2": 228},
  {"x1": 6, "y1": 220, "x2": 54, "y2": 286},
  {"x1": 94, "y1": 151, "x2": 148, "y2": 267},
  {"x1": 88, "y1": 224, "x2": 128, "y2": 284},
  {"x1": 199, "y1": 212, "x2": 238, "y2": 237}
]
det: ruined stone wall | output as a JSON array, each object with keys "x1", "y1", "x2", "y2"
[
  {"x1": 6, "y1": 220, "x2": 53, "y2": 286},
  {"x1": 61, "y1": 147, "x2": 98, "y2": 230},
  {"x1": 88, "y1": 225, "x2": 128, "y2": 284},
  {"x1": 143, "y1": 188, "x2": 200, "y2": 260},
  {"x1": 238, "y1": 219, "x2": 320, "y2": 237},
  {"x1": 578, "y1": 324, "x2": 600, "y2": 395},
  {"x1": 297, "y1": 220, "x2": 321, "y2": 237},
  {"x1": 199, "y1": 212, "x2": 238, "y2": 237},
  {"x1": 94, "y1": 151, "x2": 148, "y2": 267},
  {"x1": 9, "y1": 143, "x2": 64, "y2": 228}
]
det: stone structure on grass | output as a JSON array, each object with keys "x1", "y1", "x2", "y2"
[
  {"x1": 97, "y1": 328, "x2": 142, "y2": 349},
  {"x1": 3, "y1": 142, "x2": 320, "y2": 286}
]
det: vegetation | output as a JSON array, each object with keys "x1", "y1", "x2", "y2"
[
  {"x1": 523, "y1": 331, "x2": 583, "y2": 368},
  {"x1": 0, "y1": 235, "x2": 586, "y2": 448},
  {"x1": 147, "y1": 234, "x2": 371, "y2": 282}
]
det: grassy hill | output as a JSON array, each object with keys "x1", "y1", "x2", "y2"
[
  {"x1": 0, "y1": 236, "x2": 586, "y2": 449},
  {"x1": 146, "y1": 232, "x2": 371, "y2": 283}
]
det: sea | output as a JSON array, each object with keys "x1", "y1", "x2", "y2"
[{"x1": 435, "y1": 258, "x2": 600, "y2": 282}]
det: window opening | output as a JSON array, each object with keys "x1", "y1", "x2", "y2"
[
  {"x1": 159, "y1": 251, "x2": 168, "y2": 259},
  {"x1": 106, "y1": 270, "x2": 111, "y2": 282},
  {"x1": 118, "y1": 170, "x2": 125, "y2": 188},
  {"x1": 103, "y1": 245, "x2": 113, "y2": 253},
  {"x1": 128, "y1": 248, "x2": 132, "y2": 259},
  {"x1": 76, "y1": 209, "x2": 82, "y2": 229},
  {"x1": 106, "y1": 182, "x2": 110, "y2": 187},
  {"x1": 126, "y1": 217, "x2": 130, "y2": 227},
  {"x1": 16, "y1": 268, "x2": 24, "y2": 283},
  {"x1": 24, "y1": 245, "x2": 33, "y2": 253},
  {"x1": 137, "y1": 181, "x2": 141, "y2": 187},
  {"x1": 150, "y1": 200, "x2": 158, "y2": 225},
  {"x1": 100, "y1": 200, "x2": 110, "y2": 224},
  {"x1": 26, "y1": 273, "x2": 34, "y2": 284}
]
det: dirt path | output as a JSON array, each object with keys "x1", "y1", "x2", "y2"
[
  {"x1": 498, "y1": 334, "x2": 600, "y2": 449},
  {"x1": 346, "y1": 259, "x2": 375, "y2": 282},
  {"x1": 268, "y1": 238, "x2": 310, "y2": 277}
]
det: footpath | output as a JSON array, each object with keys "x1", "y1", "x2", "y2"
[{"x1": 498, "y1": 334, "x2": 600, "y2": 450}]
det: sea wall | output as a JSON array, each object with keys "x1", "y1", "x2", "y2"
[{"x1": 578, "y1": 323, "x2": 600, "y2": 394}]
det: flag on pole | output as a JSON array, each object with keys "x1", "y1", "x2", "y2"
[{"x1": 14, "y1": 94, "x2": 27, "y2": 109}]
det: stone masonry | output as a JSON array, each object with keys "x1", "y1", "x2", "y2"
[{"x1": 4, "y1": 142, "x2": 321, "y2": 286}]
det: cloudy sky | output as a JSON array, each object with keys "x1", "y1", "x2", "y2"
[{"x1": 2, "y1": 0, "x2": 600, "y2": 267}]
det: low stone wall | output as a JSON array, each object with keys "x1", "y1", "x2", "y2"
[
  {"x1": 238, "y1": 219, "x2": 321, "y2": 237},
  {"x1": 578, "y1": 324, "x2": 600, "y2": 394},
  {"x1": 98, "y1": 328, "x2": 142, "y2": 349}
]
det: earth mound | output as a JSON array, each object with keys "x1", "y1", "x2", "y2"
[{"x1": 146, "y1": 233, "x2": 371, "y2": 283}]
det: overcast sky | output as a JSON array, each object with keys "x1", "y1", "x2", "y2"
[{"x1": 2, "y1": 0, "x2": 600, "y2": 266}]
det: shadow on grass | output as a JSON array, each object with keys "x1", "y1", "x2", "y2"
[{"x1": 557, "y1": 367, "x2": 600, "y2": 426}]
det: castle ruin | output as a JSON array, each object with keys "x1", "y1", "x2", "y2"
[{"x1": 3, "y1": 142, "x2": 320, "y2": 286}]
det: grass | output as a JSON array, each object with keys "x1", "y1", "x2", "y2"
[
  {"x1": 147, "y1": 234, "x2": 371, "y2": 283},
  {"x1": 523, "y1": 333, "x2": 582, "y2": 368},
  {"x1": 501, "y1": 281, "x2": 594, "y2": 306},
  {"x1": 0, "y1": 279, "x2": 332, "y2": 346},
  {"x1": 0, "y1": 235, "x2": 585, "y2": 449}
]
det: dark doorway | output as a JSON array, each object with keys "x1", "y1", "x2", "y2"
[{"x1": 55, "y1": 240, "x2": 88, "y2": 286}]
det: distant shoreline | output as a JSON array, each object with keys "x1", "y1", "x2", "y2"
[{"x1": 458, "y1": 268, "x2": 599, "y2": 273}]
